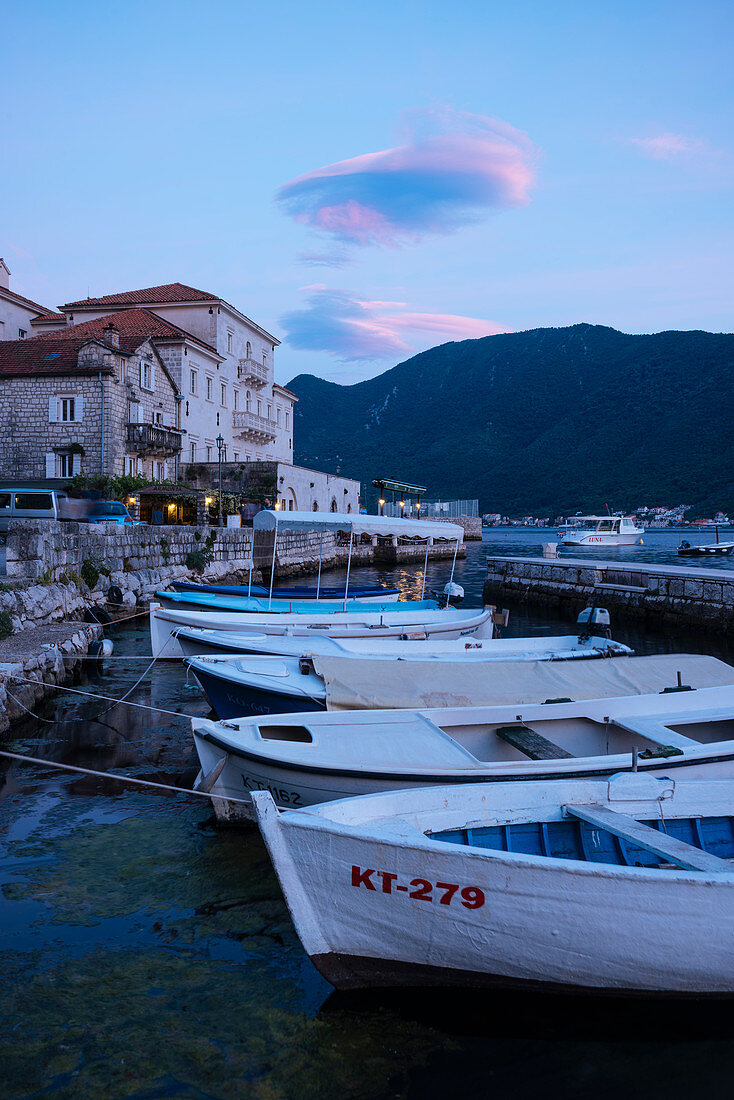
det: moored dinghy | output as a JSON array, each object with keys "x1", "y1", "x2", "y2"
[
  {"x1": 192, "y1": 655, "x2": 734, "y2": 823},
  {"x1": 185, "y1": 632, "x2": 634, "y2": 719},
  {"x1": 252, "y1": 773, "x2": 734, "y2": 994}
]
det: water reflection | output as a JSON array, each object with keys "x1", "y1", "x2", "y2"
[{"x1": 2, "y1": 542, "x2": 734, "y2": 1097}]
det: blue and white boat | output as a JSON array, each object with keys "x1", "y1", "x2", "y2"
[
  {"x1": 154, "y1": 590, "x2": 438, "y2": 615},
  {"x1": 253, "y1": 773, "x2": 734, "y2": 994},
  {"x1": 185, "y1": 633, "x2": 634, "y2": 718},
  {"x1": 171, "y1": 580, "x2": 400, "y2": 602}
]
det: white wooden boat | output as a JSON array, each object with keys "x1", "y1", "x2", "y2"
[
  {"x1": 560, "y1": 515, "x2": 644, "y2": 546},
  {"x1": 252, "y1": 772, "x2": 734, "y2": 994},
  {"x1": 149, "y1": 602, "x2": 494, "y2": 658},
  {"x1": 176, "y1": 625, "x2": 631, "y2": 660},
  {"x1": 185, "y1": 634, "x2": 635, "y2": 719},
  {"x1": 192, "y1": 655, "x2": 734, "y2": 823}
]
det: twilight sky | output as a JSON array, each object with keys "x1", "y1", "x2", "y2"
[{"x1": 1, "y1": 0, "x2": 732, "y2": 384}]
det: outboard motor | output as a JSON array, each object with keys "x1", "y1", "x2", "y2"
[
  {"x1": 437, "y1": 582, "x2": 465, "y2": 609},
  {"x1": 577, "y1": 606, "x2": 611, "y2": 641}
]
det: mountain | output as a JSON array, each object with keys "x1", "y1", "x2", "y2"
[{"x1": 287, "y1": 324, "x2": 734, "y2": 516}]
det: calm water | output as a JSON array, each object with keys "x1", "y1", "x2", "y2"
[{"x1": 1, "y1": 533, "x2": 734, "y2": 1099}]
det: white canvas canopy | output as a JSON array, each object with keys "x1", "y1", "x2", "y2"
[
  {"x1": 310, "y1": 652, "x2": 734, "y2": 711},
  {"x1": 253, "y1": 510, "x2": 463, "y2": 541},
  {"x1": 253, "y1": 510, "x2": 464, "y2": 605}
]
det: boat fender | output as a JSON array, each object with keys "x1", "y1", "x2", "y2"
[
  {"x1": 108, "y1": 585, "x2": 124, "y2": 605},
  {"x1": 87, "y1": 637, "x2": 113, "y2": 671},
  {"x1": 84, "y1": 605, "x2": 112, "y2": 625},
  {"x1": 298, "y1": 656, "x2": 313, "y2": 675}
]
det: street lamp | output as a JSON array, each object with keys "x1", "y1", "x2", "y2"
[
  {"x1": 378, "y1": 497, "x2": 385, "y2": 516},
  {"x1": 216, "y1": 434, "x2": 224, "y2": 528}
]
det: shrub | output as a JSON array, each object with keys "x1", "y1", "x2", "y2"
[
  {"x1": 185, "y1": 550, "x2": 207, "y2": 573},
  {"x1": 80, "y1": 558, "x2": 101, "y2": 589},
  {"x1": 0, "y1": 610, "x2": 12, "y2": 640}
]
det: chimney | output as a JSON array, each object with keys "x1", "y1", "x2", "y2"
[
  {"x1": 0, "y1": 259, "x2": 10, "y2": 290},
  {"x1": 103, "y1": 322, "x2": 120, "y2": 348}
]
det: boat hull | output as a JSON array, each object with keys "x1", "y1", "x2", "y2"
[
  {"x1": 253, "y1": 783, "x2": 734, "y2": 995},
  {"x1": 561, "y1": 534, "x2": 641, "y2": 546},
  {"x1": 193, "y1": 728, "x2": 734, "y2": 824},
  {"x1": 191, "y1": 666, "x2": 326, "y2": 719},
  {"x1": 172, "y1": 581, "x2": 400, "y2": 602}
]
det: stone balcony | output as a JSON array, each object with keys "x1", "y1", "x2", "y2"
[
  {"x1": 126, "y1": 423, "x2": 183, "y2": 455},
  {"x1": 232, "y1": 410, "x2": 277, "y2": 444},
  {"x1": 237, "y1": 358, "x2": 269, "y2": 388}
]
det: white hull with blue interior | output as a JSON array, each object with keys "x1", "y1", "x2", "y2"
[
  {"x1": 192, "y1": 656, "x2": 734, "y2": 823},
  {"x1": 149, "y1": 602, "x2": 494, "y2": 658},
  {"x1": 253, "y1": 773, "x2": 734, "y2": 994}
]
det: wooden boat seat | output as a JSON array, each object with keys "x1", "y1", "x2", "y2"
[
  {"x1": 495, "y1": 725, "x2": 574, "y2": 760},
  {"x1": 565, "y1": 803, "x2": 730, "y2": 873}
]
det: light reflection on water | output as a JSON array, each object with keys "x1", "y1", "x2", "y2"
[{"x1": 1, "y1": 534, "x2": 734, "y2": 1097}]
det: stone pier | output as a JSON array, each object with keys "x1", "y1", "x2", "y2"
[{"x1": 483, "y1": 555, "x2": 734, "y2": 634}]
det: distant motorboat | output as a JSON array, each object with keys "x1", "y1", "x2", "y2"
[
  {"x1": 192, "y1": 655, "x2": 734, "y2": 823},
  {"x1": 252, "y1": 772, "x2": 734, "y2": 994},
  {"x1": 559, "y1": 515, "x2": 644, "y2": 547},
  {"x1": 678, "y1": 526, "x2": 734, "y2": 556}
]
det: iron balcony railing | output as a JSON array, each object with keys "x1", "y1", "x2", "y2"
[
  {"x1": 126, "y1": 423, "x2": 183, "y2": 453},
  {"x1": 237, "y1": 358, "x2": 269, "y2": 387},
  {"x1": 232, "y1": 410, "x2": 277, "y2": 442}
]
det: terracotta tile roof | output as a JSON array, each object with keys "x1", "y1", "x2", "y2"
[
  {"x1": 30, "y1": 310, "x2": 68, "y2": 323},
  {"x1": 0, "y1": 336, "x2": 118, "y2": 377},
  {"x1": 31, "y1": 308, "x2": 218, "y2": 355},
  {"x1": 273, "y1": 383, "x2": 299, "y2": 401},
  {"x1": 62, "y1": 282, "x2": 218, "y2": 309}
]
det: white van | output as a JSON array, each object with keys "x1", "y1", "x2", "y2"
[{"x1": 0, "y1": 488, "x2": 73, "y2": 534}]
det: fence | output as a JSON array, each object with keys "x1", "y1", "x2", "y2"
[{"x1": 383, "y1": 499, "x2": 479, "y2": 519}]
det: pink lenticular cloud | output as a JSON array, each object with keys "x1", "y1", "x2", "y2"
[
  {"x1": 279, "y1": 108, "x2": 537, "y2": 248},
  {"x1": 629, "y1": 133, "x2": 704, "y2": 160},
  {"x1": 280, "y1": 288, "x2": 509, "y2": 361}
]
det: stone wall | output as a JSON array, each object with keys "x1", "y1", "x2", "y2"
[{"x1": 483, "y1": 555, "x2": 734, "y2": 634}]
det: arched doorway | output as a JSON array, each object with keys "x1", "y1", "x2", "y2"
[
  {"x1": 330, "y1": 497, "x2": 337, "y2": 512},
  {"x1": 312, "y1": 500, "x2": 319, "y2": 511},
  {"x1": 286, "y1": 488, "x2": 297, "y2": 511}
]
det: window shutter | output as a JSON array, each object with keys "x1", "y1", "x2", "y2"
[
  {"x1": 75, "y1": 395, "x2": 83, "y2": 421},
  {"x1": 150, "y1": 363, "x2": 155, "y2": 391},
  {"x1": 48, "y1": 396, "x2": 57, "y2": 422},
  {"x1": 72, "y1": 453, "x2": 81, "y2": 475},
  {"x1": 45, "y1": 453, "x2": 56, "y2": 477}
]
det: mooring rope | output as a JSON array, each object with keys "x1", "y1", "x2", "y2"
[
  {"x1": 0, "y1": 748, "x2": 252, "y2": 806},
  {"x1": 6, "y1": 674, "x2": 198, "y2": 721}
]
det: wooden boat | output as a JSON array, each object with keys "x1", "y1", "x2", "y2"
[
  {"x1": 192, "y1": 655, "x2": 734, "y2": 823},
  {"x1": 252, "y1": 772, "x2": 734, "y2": 994},
  {"x1": 678, "y1": 528, "x2": 734, "y2": 556},
  {"x1": 150, "y1": 602, "x2": 495, "y2": 658},
  {"x1": 154, "y1": 591, "x2": 437, "y2": 614},
  {"x1": 171, "y1": 580, "x2": 400, "y2": 602},
  {"x1": 185, "y1": 634, "x2": 635, "y2": 719}
]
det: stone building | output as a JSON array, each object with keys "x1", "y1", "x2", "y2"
[
  {"x1": 41, "y1": 282, "x2": 296, "y2": 467},
  {"x1": 0, "y1": 311, "x2": 181, "y2": 479}
]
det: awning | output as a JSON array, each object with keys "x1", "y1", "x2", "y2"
[{"x1": 253, "y1": 509, "x2": 463, "y2": 541}]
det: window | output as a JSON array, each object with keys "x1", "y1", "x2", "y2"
[
  {"x1": 155, "y1": 462, "x2": 165, "y2": 481},
  {"x1": 60, "y1": 397, "x2": 75, "y2": 422},
  {"x1": 58, "y1": 453, "x2": 74, "y2": 478},
  {"x1": 15, "y1": 493, "x2": 52, "y2": 510},
  {"x1": 221, "y1": 383, "x2": 227, "y2": 406},
  {"x1": 227, "y1": 332, "x2": 233, "y2": 353},
  {"x1": 246, "y1": 391, "x2": 251, "y2": 411},
  {"x1": 125, "y1": 456, "x2": 136, "y2": 476},
  {"x1": 206, "y1": 377, "x2": 213, "y2": 401},
  {"x1": 276, "y1": 406, "x2": 281, "y2": 424},
  {"x1": 206, "y1": 445, "x2": 213, "y2": 462},
  {"x1": 285, "y1": 411, "x2": 289, "y2": 429},
  {"x1": 0, "y1": 322, "x2": 4, "y2": 339},
  {"x1": 233, "y1": 389, "x2": 238, "y2": 411},
  {"x1": 140, "y1": 360, "x2": 154, "y2": 391},
  {"x1": 190, "y1": 370, "x2": 197, "y2": 394},
  {"x1": 18, "y1": 328, "x2": 27, "y2": 339},
  {"x1": 257, "y1": 399, "x2": 262, "y2": 415},
  {"x1": 233, "y1": 451, "x2": 239, "y2": 461},
  {"x1": 267, "y1": 403, "x2": 271, "y2": 419},
  {"x1": 189, "y1": 442, "x2": 196, "y2": 463},
  {"x1": 246, "y1": 341, "x2": 251, "y2": 359}
]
